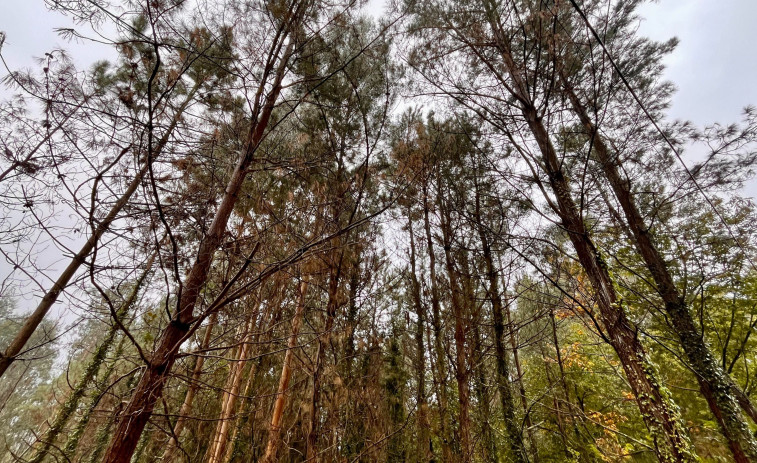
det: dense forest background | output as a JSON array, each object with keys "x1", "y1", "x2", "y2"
[{"x1": 2, "y1": 0, "x2": 757, "y2": 462}]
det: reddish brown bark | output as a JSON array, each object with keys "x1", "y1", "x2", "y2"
[
  {"x1": 305, "y1": 262, "x2": 341, "y2": 462},
  {"x1": 406, "y1": 212, "x2": 432, "y2": 463},
  {"x1": 101, "y1": 17, "x2": 301, "y2": 461},
  {"x1": 562, "y1": 77, "x2": 757, "y2": 462},
  {"x1": 205, "y1": 300, "x2": 261, "y2": 463},
  {"x1": 437, "y1": 186, "x2": 472, "y2": 463},
  {"x1": 472, "y1": 180, "x2": 528, "y2": 463},
  {"x1": 261, "y1": 278, "x2": 309, "y2": 463},
  {"x1": 523, "y1": 101, "x2": 694, "y2": 463},
  {"x1": 161, "y1": 313, "x2": 218, "y2": 462},
  {"x1": 0, "y1": 84, "x2": 199, "y2": 379},
  {"x1": 477, "y1": 2, "x2": 696, "y2": 460},
  {"x1": 421, "y1": 184, "x2": 455, "y2": 463},
  {"x1": 223, "y1": 283, "x2": 281, "y2": 463}
]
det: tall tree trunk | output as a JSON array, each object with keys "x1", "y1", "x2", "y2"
[
  {"x1": 343, "y1": 264, "x2": 360, "y2": 382},
  {"x1": 162, "y1": 312, "x2": 218, "y2": 462},
  {"x1": 526, "y1": 102, "x2": 694, "y2": 462},
  {"x1": 261, "y1": 277, "x2": 309, "y2": 463},
  {"x1": 407, "y1": 212, "x2": 432, "y2": 463},
  {"x1": 221, "y1": 358, "x2": 257, "y2": 463},
  {"x1": 499, "y1": 264, "x2": 540, "y2": 462},
  {"x1": 437, "y1": 188, "x2": 472, "y2": 463},
  {"x1": 205, "y1": 298, "x2": 261, "y2": 463},
  {"x1": 340, "y1": 264, "x2": 364, "y2": 461},
  {"x1": 0, "y1": 84, "x2": 199, "y2": 379},
  {"x1": 306, "y1": 259, "x2": 342, "y2": 462},
  {"x1": 459, "y1": 245, "x2": 498, "y2": 463},
  {"x1": 473, "y1": 177, "x2": 529, "y2": 463},
  {"x1": 101, "y1": 22, "x2": 300, "y2": 460},
  {"x1": 223, "y1": 285, "x2": 281, "y2": 463},
  {"x1": 471, "y1": 320, "x2": 498, "y2": 463},
  {"x1": 479, "y1": 4, "x2": 697, "y2": 460},
  {"x1": 421, "y1": 184, "x2": 455, "y2": 463},
  {"x1": 28, "y1": 253, "x2": 155, "y2": 463},
  {"x1": 563, "y1": 78, "x2": 757, "y2": 462}
]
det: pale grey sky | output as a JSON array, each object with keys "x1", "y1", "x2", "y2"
[
  {"x1": 2, "y1": 0, "x2": 755, "y2": 123},
  {"x1": 637, "y1": 0, "x2": 757, "y2": 126},
  {"x1": 0, "y1": 0, "x2": 756, "y2": 306},
  {"x1": 0, "y1": 1, "x2": 115, "y2": 72}
]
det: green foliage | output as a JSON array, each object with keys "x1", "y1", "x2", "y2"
[{"x1": 0, "y1": 297, "x2": 57, "y2": 460}]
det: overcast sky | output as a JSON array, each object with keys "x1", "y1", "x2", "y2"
[
  {"x1": 637, "y1": 0, "x2": 757, "y2": 126},
  {"x1": 2, "y1": 0, "x2": 756, "y2": 125},
  {"x1": 0, "y1": 1, "x2": 755, "y2": 314},
  {"x1": 2, "y1": 0, "x2": 756, "y2": 215}
]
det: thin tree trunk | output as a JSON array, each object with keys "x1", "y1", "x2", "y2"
[
  {"x1": 471, "y1": 320, "x2": 498, "y2": 463},
  {"x1": 0, "y1": 85, "x2": 199, "y2": 379},
  {"x1": 101, "y1": 21, "x2": 300, "y2": 460},
  {"x1": 221, "y1": 283, "x2": 280, "y2": 463},
  {"x1": 340, "y1": 265, "x2": 363, "y2": 462},
  {"x1": 437, "y1": 188, "x2": 472, "y2": 463},
  {"x1": 563, "y1": 77, "x2": 757, "y2": 462},
  {"x1": 261, "y1": 277, "x2": 309, "y2": 463},
  {"x1": 162, "y1": 312, "x2": 218, "y2": 463},
  {"x1": 459, "y1": 244, "x2": 498, "y2": 463},
  {"x1": 1, "y1": 161, "x2": 137, "y2": 373},
  {"x1": 407, "y1": 212, "x2": 432, "y2": 463},
  {"x1": 28, "y1": 253, "x2": 155, "y2": 463},
  {"x1": 479, "y1": 4, "x2": 696, "y2": 460},
  {"x1": 421, "y1": 184, "x2": 455, "y2": 463},
  {"x1": 206, "y1": 298, "x2": 262, "y2": 463},
  {"x1": 473, "y1": 177, "x2": 529, "y2": 463},
  {"x1": 540, "y1": 335, "x2": 573, "y2": 459},
  {"x1": 502, "y1": 292, "x2": 539, "y2": 462},
  {"x1": 221, "y1": 357, "x2": 257, "y2": 463},
  {"x1": 306, "y1": 260, "x2": 341, "y2": 462}
]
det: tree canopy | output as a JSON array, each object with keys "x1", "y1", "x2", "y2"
[{"x1": 1, "y1": 1, "x2": 757, "y2": 462}]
